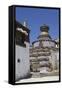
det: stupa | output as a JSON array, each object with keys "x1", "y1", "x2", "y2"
[{"x1": 30, "y1": 24, "x2": 59, "y2": 76}]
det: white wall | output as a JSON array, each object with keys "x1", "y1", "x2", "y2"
[
  {"x1": 42, "y1": 41, "x2": 55, "y2": 47},
  {"x1": 50, "y1": 50, "x2": 58, "y2": 70},
  {"x1": 33, "y1": 41, "x2": 39, "y2": 47},
  {"x1": 55, "y1": 50, "x2": 59, "y2": 69},
  {"x1": 15, "y1": 45, "x2": 30, "y2": 81}
]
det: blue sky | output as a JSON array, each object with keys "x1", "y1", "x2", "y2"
[{"x1": 16, "y1": 7, "x2": 59, "y2": 44}]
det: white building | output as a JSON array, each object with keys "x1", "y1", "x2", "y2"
[{"x1": 15, "y1": 21, "x2": 30, "y2": 81}]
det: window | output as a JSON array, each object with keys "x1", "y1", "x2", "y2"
[
  {"x1": 17, "y1": 59, "x2": 20, "y2": 63},
  {"x1": 16, "y1": 30, "x2": 26, "y2": 47}
]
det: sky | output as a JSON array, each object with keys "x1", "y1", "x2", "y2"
[{"x1": 16, "y1": 7, "x2": 59, "y2": 44}]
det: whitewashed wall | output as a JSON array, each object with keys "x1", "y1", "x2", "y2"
[
  {"x1": 42, "y1": 41, "x2": 55, "y2": 47},
  {"x1": 33, "y1": 41, "x2": 39, "y2": 47},
  {"x1": 55, "y1": 50, "x2": 59, "y2": 69},
  {"x1": 15, "y1": 42, "x2": 30, "y2": 81},
  {"x1": 50, "y1": 50, "x2": 58, "y2": 70}
]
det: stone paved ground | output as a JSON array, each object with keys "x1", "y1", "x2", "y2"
[
  {"x1": 16, "y1": 75, "x2": 59, "y2": 83},
  {"x1": 16, "y1": 76, "x2": 59, "y2": 83},
  {"x1": 16, "y1": 70, "x2": 59, "y2": 83}
]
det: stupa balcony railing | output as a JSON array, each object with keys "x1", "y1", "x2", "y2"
[
  {"x1": 37, "y1": 56, "x2": 49, "y2": 60},
  {"x1": 30, "y1": 56, "x2": 50, "y2": 60},
  {"x1": 39, "y1": 62, "x2": 50, "y2": 67},
  {"x1": 30, "y1": 51, "x2": 51, "y2": 56},
  {"x1": 29, "y1": 47, "x2": 51, "y2": 52}
]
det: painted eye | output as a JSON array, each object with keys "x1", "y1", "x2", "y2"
[{"x1": 17, "y1": 59, "x2": 20, "y2": 63}]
